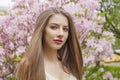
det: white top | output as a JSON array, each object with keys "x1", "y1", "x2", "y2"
[{"x1": 46, "y1": 72, "x2": 77, "y2": 80}]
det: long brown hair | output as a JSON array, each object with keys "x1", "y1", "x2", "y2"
[{"x1": 16, "y1": 7, "x2": 83, "y2": 80}]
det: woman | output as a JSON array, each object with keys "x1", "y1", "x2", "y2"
[{"x1": 16, "y1": 7, "x2": 83, "y2": 80}]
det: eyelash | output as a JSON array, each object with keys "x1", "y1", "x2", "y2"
[
  {"x1": 50, "y1": 26, "x2": 58, "y2": 29},
  {"x1": 50, "y1": 26, "x2": 69, "y2": 32},
  {"x1": 63, "y1": 27, "x2": 69, "y2": 32}
]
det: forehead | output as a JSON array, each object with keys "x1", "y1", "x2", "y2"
[{"x1": 48, "y1": 14, "x2": 68, "y2": 26}]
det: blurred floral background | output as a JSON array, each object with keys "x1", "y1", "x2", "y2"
[{"x1": 0, "y1": 0, "x2": 120, "y2": 80}]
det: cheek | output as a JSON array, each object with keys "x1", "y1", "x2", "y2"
[
  {"x1": 45, "y1": 29, "x2": 53, "y2": 38},
  {"x1": 64, "y1": 33, "x2": 69, "y2": 41},
  {"x1": 44, "y1": 30, "x2": 55, "y2": 43},
  {"x1": 46, "y1": 32, "x2": 54, "y2": 39}
]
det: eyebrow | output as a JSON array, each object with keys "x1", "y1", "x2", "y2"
[{"x1": 48, "y1": 23, "x2": 68, "y2": 27}]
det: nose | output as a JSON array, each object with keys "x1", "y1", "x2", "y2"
[{"x1": 57, "y1": 29, "x2": 64, "y2": 38}]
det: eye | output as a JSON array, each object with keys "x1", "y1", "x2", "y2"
[
  {"x1": 63, "y1": 27, "x2": 69, "y2": 32},
  {"x1": 50, "y1": 26, "x2": 58, "y2": 30}
]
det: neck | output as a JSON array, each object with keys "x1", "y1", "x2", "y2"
[{"x1": 44, "y1": 48, "x2": 59, "y2": 63}]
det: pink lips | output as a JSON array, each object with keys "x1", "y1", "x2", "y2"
[{"x1": 54, "y1": 40, "x2": 63, "y2": 44}]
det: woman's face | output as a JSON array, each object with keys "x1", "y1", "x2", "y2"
[{"x1": 44, "y1": 14, "x2": 69, "y2": 50}]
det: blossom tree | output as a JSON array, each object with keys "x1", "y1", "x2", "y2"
[{"x1": 0, "y1": 0, "x2": 115, "y2": 79}]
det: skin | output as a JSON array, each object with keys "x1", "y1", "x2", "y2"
[{"x1": 43, "y1": 14, "x2": 70, "y2": 80}]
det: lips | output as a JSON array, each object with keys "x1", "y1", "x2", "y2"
[{"x1": 54, "y1": 39, "x2": 63, "y2": 44}]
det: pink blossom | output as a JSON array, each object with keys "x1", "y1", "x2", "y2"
[
  {"x1": 0, "y1": 78, "x2": 3, "y2": 80},
  {"x1": 16, "y1": 46, "x2": 26, "y2": 56},
  {"x1": 103, "y1": 71, "x2": 113, "y2": 80},
  {"x1": 98, "y1": 68, "x2": 104, "y2": 72},
  {"x1": 0, "y1": 48, "x2": 5, "y2": 62},
  {"x1": 103, "y1": 31, "x2": 114, "y2": 36},
  {"x1": 27, "y1": 36, "x2": 32, "y2": 44},
  {"x1": 9, "y1": 41, "x2": 14, "y2": 50},
  {"x1": 0, "y1": 46, "x2": 5, "y2": 55}
]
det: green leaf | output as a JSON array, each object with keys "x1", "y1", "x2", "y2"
[{"x1": 14, "y1": 56, "x2": 22, "y2": 62}]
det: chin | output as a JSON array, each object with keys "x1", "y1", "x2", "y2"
[
  {"x1": 55, "y1": 47, "x2": 62, "y2": 50},
  {"x1": 53, "y1": 46, "x2": 63, "y2": 50}
]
